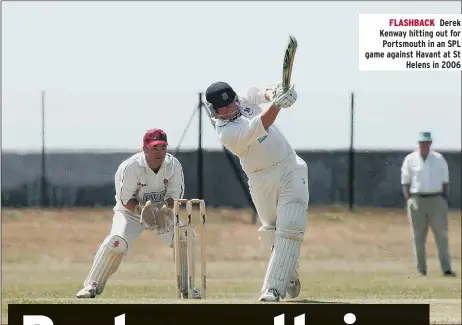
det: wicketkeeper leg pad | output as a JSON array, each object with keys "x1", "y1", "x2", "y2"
[
  {"x1": 158, "y1": 211, "x2": 198, "y2": 248},
  {"x1": 261, "y1": 202, "x2": 307, "y2": 299},
  {"x1": 84, "y1": 235, "x2": 128, "y2": 295}
]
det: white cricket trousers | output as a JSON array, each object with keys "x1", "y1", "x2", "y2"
[{"x1": 247, "y1": 153, "x2": 309, "y2": 226}]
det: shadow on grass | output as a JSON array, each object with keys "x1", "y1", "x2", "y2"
[{"x1": 287, "y1": 299, "x2": 348, "y2": 304}]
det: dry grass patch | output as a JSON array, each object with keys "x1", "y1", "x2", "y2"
[{"x1": 2, "y1": 207, "x2": 461, "y2": 324}]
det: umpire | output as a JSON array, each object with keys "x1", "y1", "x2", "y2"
[{"x1": 401, "y1": 131, "x2": 456, "y2": 277}]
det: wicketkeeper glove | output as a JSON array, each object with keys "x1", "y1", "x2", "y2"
[{"x1": 140, "y1": 201, "x2": 173, "y2": 234}]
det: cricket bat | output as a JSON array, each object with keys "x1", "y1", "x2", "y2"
[{"x1": 282, "y1": 34, "x2": 298, "y2": 92}]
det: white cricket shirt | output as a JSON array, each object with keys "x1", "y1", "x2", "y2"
[
  {"x1": 214, "y1": 86, "x2": 295, "y2": 175},
  {"x1": 401, "y1": 150, "x2": 449, "y2": 194},
  {"x1": 113, "y1": 152, "x2": 184, "y2": 215}
]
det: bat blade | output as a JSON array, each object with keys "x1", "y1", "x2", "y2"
[{"x1": 282, "y1": 34, "x2": 298, "y2": 91}]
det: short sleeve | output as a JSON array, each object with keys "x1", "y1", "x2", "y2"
[
  {"x1": 401, "y1": 155, "x2": 411, "y2": 185},
  {"x1": 241, "y1": 86, "x2": 271, "y2": 106},
  {"x1": 218, "y1": 116, "x2": 268, "y2": 155},
  {"x1": 115, "y1": 161, "x2": 139, "y2": 205},
  {"x1": 442, "y1": 156, "x2": 449, "y2": 183},
  {"x1": 165, "y1": 159, "x2": 185, "y2": 200}
]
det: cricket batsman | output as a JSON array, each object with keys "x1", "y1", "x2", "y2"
[
  {"x1": 76, "y1": 128, "x2": 201, "y2": 299},
  {"x1": 205, "y1": 81, "x2": 309, "y2": 302}
]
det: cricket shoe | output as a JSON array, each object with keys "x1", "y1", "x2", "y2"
[
  {"x1": 444, "y1": 270, "x2": 457, "y2": 277},
  {"x1": 286, "y1": 279, "x2": 301, "y2": 298},
  {"x1": 259, "y1": 288, "x2": 280, "y2": 302},
  {"x1": 181, "y1": 288, "x2": 202, "y2": 299},
  {"x1": 76, "y1": 284, "x2": 97, "y2": 298}
]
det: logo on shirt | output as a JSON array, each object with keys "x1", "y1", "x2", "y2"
[
  {"x1": 137, "y1": 182, "x2": 147, "y2": 187},
  {"x1": 258, "y1": 135, "x2": 268, "y2": 143},
  {"x1": 243, "y1": 106, "x2": 254, "y2": 115},
  {"x1": 143, "y1": 190, "x2": 166, "y2": 203}
]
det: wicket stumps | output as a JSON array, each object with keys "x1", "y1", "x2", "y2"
[{"x1": 173, "y1": 199, "x2": 207, "y2": 299}]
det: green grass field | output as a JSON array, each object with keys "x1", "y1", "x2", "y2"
[{"x1": 2, "y1": 207, "x2": 461, "y2": 324}]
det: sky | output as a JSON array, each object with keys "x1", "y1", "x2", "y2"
[{"x1": 2, "y1": 1, "x2": 461, "y2": 152}]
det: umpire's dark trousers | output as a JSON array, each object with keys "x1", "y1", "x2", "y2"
[{"x1": 407, "y1": 193, "x2": 452, "y2": 273}]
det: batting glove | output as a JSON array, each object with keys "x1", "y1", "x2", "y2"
[{"x1": 273, "y1": 84, "x2": 297, "y2": 109}]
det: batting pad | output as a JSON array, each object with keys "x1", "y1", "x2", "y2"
[
  {"x1": 84, "y1": 235, "x2": 128, "y2": 295},
  {"x1": 291, "y1": 259, "x2": 300, "y2": 282},
  {"x1": 258, "y1": 225, "x2": 300, "y2": 282},
  {"x1": 261, "y1": 202, "x2": 307, "y2": 299},
  {"x1": 258, "y1": 225, "x2": 276, "y2": 251}
]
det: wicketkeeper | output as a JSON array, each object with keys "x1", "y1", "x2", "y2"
[{"x1": 76, "y1": 128, "x2": 201, "y2": 299}]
